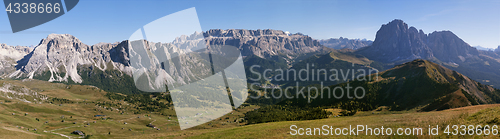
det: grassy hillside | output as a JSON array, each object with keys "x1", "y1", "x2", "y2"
[
  {"x1": 278, "y1": 59, "x2": 500, "y2": 112},
  {"x1": 133, "y1": 104, "x2": 500, "y2": 138},
  {"x1": 0, "y1": 77, "x2": 500, "y2": 138},
  {"x1": 0, "y1": 79, "x2": 262, "y2": 138},
  {"x1": 272, "y1": 50, "x2": 384, "y2": 87},
  {"x1": 1, "y1": 58, "x2": 500, "y2": 138}
]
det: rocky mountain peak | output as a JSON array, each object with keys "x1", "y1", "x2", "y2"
[
  {"x1": 357, "y1": 19, "x2": 482, "y2": 64},
  {"x1": 43, "y1": 34, "x2": 81, "y2": 43},
  {"x1": 357, "y1": 19, "x2": 434, "y2": 62},
  {"x1": 384, "y1": 19, "x2": 408, "y2": 32},
  {"x1": 40, "y1": 34, "x2": 86, "y2": 51}
]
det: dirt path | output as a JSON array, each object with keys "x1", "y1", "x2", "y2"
[
  {"x1": 50, "y1": 125, "x2": 80, "y2": 132},
  {"x1": 45, "y1": 129, "x2": 85, "y2": 139},
  {"x1": 44, "y1": 130, "x2": 71, "y2": 139},
  {"x1": 45, "y1": 125, "x2": 85, "y2": 139},
  {"x1": 2, "y1": 126, "x2": 41, "y2": 136},
  {"x1": 119, "y1": 115, "x2": 139, "y2": 123}
]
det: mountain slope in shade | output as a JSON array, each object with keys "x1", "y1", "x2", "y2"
[
  {"x1": 356, "y1": 19, "x2": 434, "y2": 63},
  {"x1": 375, "y1": 60, "x2": 500, "y2": 111},
  {"x1": 426, "y1": 31, "x2": 480, "y2": 63},
  {"x1": 285, "y1": 59, "x2": 500, "y2": 111},
  {"x1": 319, "y1": 37, "x2": 373, "y2": 50},
  {"x1": 356, "y1": 19, "x2": 481, "y2": 64}
]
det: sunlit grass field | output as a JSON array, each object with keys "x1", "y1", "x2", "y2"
[{"x1": 0, "y1": 79, "x2": 499, "y2": 138}]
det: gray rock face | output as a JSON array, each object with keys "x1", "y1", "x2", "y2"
[
  {"x1": 128, "y1": 37, "x2": 212, "y2": 91},
  {"x1": 108, "y1": 41, "x2": 130, "y2": 67},
  {"x1": 319, "y1": 37, "x2": 372, "y2": 50},
  {"x1": 11, "y1": 34, "x2": 132, "y2": 83},
  {"x1": 204, "y1": 29, "x2": 329, "y2": 64},
  {"x1": 357, "y1": 19, "x2": 434, "y2": 62},
  {"x1": 357, "y1": 19, "x2": 479, "y2": 64}
]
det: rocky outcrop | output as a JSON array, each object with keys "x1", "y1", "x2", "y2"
[
  {"x1": 204, "y1": 29, "x2": 329, "y2": 64},
  {"x1": 357, "y1": 19, "x2": 434, "y2": 62}
]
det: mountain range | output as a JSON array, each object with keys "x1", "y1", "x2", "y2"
[
  {"x1": 474, "y1": 46, "x2": 495, "y2": 51},
  {"x1": 11, "y1": 34, "x2": 131, "y2": 83},
  {"x1": 205, "y1": 29, "x2": 331, "y2": 65},
  {"x1": 0, "y1": 44, "x2": 31, "y2": 77},
  {"x1": 0, "y1": 29, "x2": 333, "y2": 94},
  {"x1": 319, "y1": 37, "x2": 373, "y2": 50},
  {"x1": 0, "y1": 19, "x2": 499, "y2": 112}
]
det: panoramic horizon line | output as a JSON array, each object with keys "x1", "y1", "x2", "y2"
[{"x1": 3, "y1": 24, "x2": 499, "y2": 49}]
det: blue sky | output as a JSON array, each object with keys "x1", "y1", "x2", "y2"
[{"x1": 1, "y1": 0, "x2": 499, "y2": 48}]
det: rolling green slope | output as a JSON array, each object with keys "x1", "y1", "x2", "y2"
[
  {"x1": 269, "y1": 50, "x2": 384, "y2": 87},
  {"x1": 282, "y1": 59, "x2": 500, "y2": 111}
]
